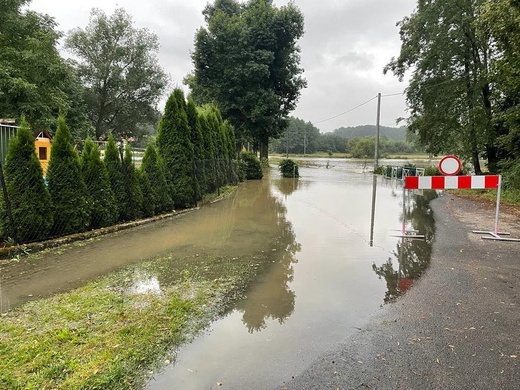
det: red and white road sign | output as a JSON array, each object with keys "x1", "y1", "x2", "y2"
[
  {"x1": 438, "y1": 155, "x2": 462, "y2": 176},
  {"x1": 405, "y1": 175, "x2": 500, "y2": 190}
]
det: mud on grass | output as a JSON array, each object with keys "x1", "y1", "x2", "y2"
[{"x1": 0, "y1": 251, "x2": 273, "y2": 390}]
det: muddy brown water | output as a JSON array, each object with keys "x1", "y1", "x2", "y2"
[
  {"x1": 0, "y1": 158, "x2": 436, "y2": 389},
  {"x1": 144, "y1": 159, "x2": 436, "y2": 389}
]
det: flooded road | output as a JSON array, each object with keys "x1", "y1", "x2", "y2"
[
  {"x1": 146, "y1": 159, "x2": 436, "y2": 389},
  {"x1": 0, "y1": 158, "x2": 436, "y2": 388}
]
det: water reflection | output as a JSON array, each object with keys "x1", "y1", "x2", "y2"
[
  {"x1": 235, "y1": 227, "x2": 300, "y2": 333},
  {"x1": 109, "y1": 172, "x2": 302, "y2": 334},
  {"x1": 372, "y1": 190, "x2": 437, "y2": 303},
  {"x1": 370, "y1": 175, "x2": 377, "y2": 246}
]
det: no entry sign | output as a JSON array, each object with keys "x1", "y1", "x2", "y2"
[{"x1": 439, "y1": 155, "x2": 461, "y2": 176}]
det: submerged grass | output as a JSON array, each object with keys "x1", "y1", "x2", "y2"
[{"x1": 0, "y1": 249, "x2": 269, "y2": 390}]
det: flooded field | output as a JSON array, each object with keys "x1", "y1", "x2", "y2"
[{"x1": 0, "y1": 158, "x2": 436, "y2": 388}]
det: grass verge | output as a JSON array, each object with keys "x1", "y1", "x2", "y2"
[{"x1": 0, "y1": 248, "x2": 270, "y2": 389}]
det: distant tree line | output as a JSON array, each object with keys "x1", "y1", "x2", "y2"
[
  {"x1": 270, "y1": 117, "x2": 421, "y2": 156},
  {"x1": 0, "y1": 88, "x2": 254, "y2": 245}
]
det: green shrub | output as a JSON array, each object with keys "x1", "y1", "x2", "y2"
[
  {"x1": 157, "y1": 88, "x2": 196, "y2": 208},
  {"x1": 47, "y1": 116, "x2": 89, "y2": 236},
  {"x1": 1, "y1": 118, "x2": 53, "y2": 243},
  {"x1": 279, "y1": 159, "x2": 299, "y2": 178},
  {"x1": 80, "y1": 138, "x2": 118, "y2": 229},
  {"x1": 104, "y1": 134, "x2": 125, "y2": 222},
  {"x1": 121, "y1": 144, "x2": 143, "y2": 221},
  {"x1": 239, "y1": 152, "x2": 263, "y2": 180},
  {"x1": 424, "y1": 166, "x2": 441, "y2": 176},
  {"x1": 141, "y1": 142, "x2": 173, "y2": 214}
]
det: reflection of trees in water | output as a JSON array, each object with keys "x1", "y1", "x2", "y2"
[
  {"x1": 146, "y1": 173, "x2": 301, "y2": 332},
  {"x1": 273, "y1": 177, "x2": 312, "y2": 197},
  {"x1": 236, "y1": 196, "x2": 301, "y2": 333},
  {"x1": 372, "y1": 190, "x2": 437, "y2": 303}
]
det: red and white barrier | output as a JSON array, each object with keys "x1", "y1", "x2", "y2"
[
  {"x1": 402, "y1": 174, "x2": 519, "y2": 242},
  {"x1": 405, "y1": 175, "x2": 500, "y2": 190}
]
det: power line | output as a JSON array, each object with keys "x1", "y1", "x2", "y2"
[
  {"x1": 381, "y1": 91, "x2": 405, "y2": 98},
  {"x1": 314, "y1": 95, "x2": 378, "y2": 124}
]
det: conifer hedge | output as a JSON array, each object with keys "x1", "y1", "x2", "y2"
[
  {"x1": 104, "y1": 134, "x2": 126, "y2": 222},
  {"x1": 1, "y1": 118, "x2": 53, "y2": 243},
  {"x1": 80, "y1": 137, "x2": 118, "y2": 229},
  {"x1": 47, "y1": 116, "x2": 89, "y2": 236},
  {"x1": 0, "y1": 93, "x2": 255, "y2": 245}
]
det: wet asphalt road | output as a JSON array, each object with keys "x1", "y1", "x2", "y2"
[{"x1": 280, "y1": 195, "x2": 519, "y2": 390}]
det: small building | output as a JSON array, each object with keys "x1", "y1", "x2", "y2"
[{"x1": 34, "y1": 131, "x2": 52, "y2": 176}]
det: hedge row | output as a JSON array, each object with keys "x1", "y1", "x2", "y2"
[{"x1": 0, "y1": 89, "x2": 262, "y2": 245}]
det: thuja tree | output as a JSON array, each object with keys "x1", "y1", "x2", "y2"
[
  {"x1": 198, "y1": 112, "x2": 217, "y2": 193},
  {"x1": 80, "y1": 137, "x2": 118, "y2": 228},
  {"x1": 104, "y1": 134, "x2": 125, "y2": 222},
  {"x1": 157, "y1": 88, "x2": 196, "y2": 208},
  {"x1": 121, "y1": 144, "x2": 143, "y2": 221},
  {"x1": 204, "y1": 108, "x2": 225, "y2": 188},
  {"x1": 138, "y1": 168, "x2": 155, "y2": 218},
  {"x1": 47, "y1": 116, "x2": 89, "y2": 236},
  {"x1": 141, "y1": 141, "x2": 172, "y2": 214},
  {"x1": 186, "y1": 96, "x2": 204, "y2": 201},
  {"x1": 1, "y1": 118, "x2": 53, "y2": 243}
]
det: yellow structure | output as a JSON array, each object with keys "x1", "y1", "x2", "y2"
[{"x1": 35, "y1": 131, "x2": 51, "y2": 176}]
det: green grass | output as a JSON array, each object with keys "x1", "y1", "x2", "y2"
[
  {"x1": 269, "y1": 152, "x2": 432, "y2": 160},
  {"x1": 450, "y1": 188, "x2": 520, "y2": 206},
  {"x1": 0, "y1": 249, "x2": 269, "y2": 390}
]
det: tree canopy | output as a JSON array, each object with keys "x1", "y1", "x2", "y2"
[
  {"x1": 0, "y1": 0, "x2": 80, "y2": 129},
  {"x1": 385, "y1": 0, "x2": 494, "y2": 173},
  {"x1": 65, "y1": 8, "x2": 169, "y2": 141},
  {"x1": 186, "y1": 0, "x2": 307, "y2": 159}
]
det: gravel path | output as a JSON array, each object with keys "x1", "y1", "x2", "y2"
[{"x1": 279, "y1": 194, "x2": 520, "y2": 390}]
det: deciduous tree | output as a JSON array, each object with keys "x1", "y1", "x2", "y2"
[
  {"x1": 385, "y1": 0, "x2": 494, "y2": 173},
  {"x1": 186, "y1": 0, "x2": 306, "y2": 160},
  {"x1": 66, "y1": 8, "x2": 168, "y2": 141},
  {"x1": 0, "y1": 0, "x2": 82, "y2": 129}
]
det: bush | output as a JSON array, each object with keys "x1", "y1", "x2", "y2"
[
  {"x1": 501, "y1": 160, "x2": 520, "y2": 202},
  {"x1": 104, "y1": 134, "x2": 125, "y2": 221},
  {"x1": 47, "y1": 116, "x2": 89, "y2": 236},
  {"x1": 140, "y1": 142, "x2": 173, "y2": 214},
  {"x1": 279, "y1": 159, "x2": 299, "y2": 178},
  {"x1": 239, "y1": 152, "x2": 263, "y2": 180},
  {"x1": 121, "y1": 144, "x2": 143, "y2": 221},
  {"x1": 1, "y1": 118, "x2": 53, "y2": 243},
  {"x1": 80, "y1": 138, "x2": 118, "y2": 229}
]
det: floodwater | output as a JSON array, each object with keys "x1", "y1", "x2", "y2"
[
  {"x1": 145, "y1": 159, "x2": 437, "y2": 390},
  {"x1": 0, "y1": 158, "x2": 436, "y2": 388}
]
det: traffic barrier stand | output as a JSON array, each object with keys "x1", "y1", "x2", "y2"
[{"x1": 404, "y1": 175, "x2": 520, "y2": 242}]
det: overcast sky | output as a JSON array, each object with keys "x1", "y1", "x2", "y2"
[{"x1": 28, "y1": 0, "x2": 416, "y2": 133}]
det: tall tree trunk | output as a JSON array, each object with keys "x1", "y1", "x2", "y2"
[
  {"x1": 259, "y1": 141, "x2": 268, "y2": 161},
  {"x1": 464, "y1": 57, "x2": 482, "y2": 175}
]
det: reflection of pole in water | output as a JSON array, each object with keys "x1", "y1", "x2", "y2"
[{"x1": 369, "y1": 174, "x2": 377, "y2": 247}]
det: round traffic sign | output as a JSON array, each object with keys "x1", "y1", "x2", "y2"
[{"x1": 439, "y1": 155, "x2": 461, "y2": 176}]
